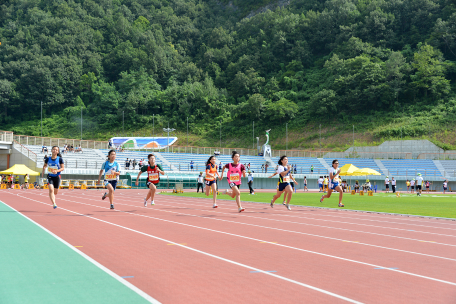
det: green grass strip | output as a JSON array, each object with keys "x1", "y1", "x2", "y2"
[{"x1": 161, "y1": 192, "x2": 456, "y2": 219}]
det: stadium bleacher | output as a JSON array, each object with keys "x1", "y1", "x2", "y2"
[
  {"x1": 26, "y1": 145, "x2": 105, "y2": 169},
  {"x1": 439, "y1": 160, "x2": 456, "y2": 178},
  {"x1": 381, "y1": 159, "x2": 441, "y2": 177}
]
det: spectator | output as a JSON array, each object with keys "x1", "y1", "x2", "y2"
[
  {"x1": 265, "y1": 163, "x2": 268, "y2": 173},
  {"x1": 391, "y1": 177, "x2": 396, "y2": 193},
  {"x1": 425, "y1": 180, "x2": 431, "y2": 193},
  {"x1": 42, "y1": 145, "x2": 48, "y2": 153},
  {"x1": 323, "y1": 176, "x2": 329, "y2": 192},
  {"x1": 354, "y1": 180, "x2": 360, "y2": 193},
  {"x1": 311, "y1": 165, "x2": 314, "y2": 173},
  {"x1": 108, "y1": 139, "x2": 113, "y2": 148},
  {"x1": 79, "y1": 145, "x2": 83, "y2": 153},
  {"x1": 197, "y1": 172, "x2": 204, "y2": 193},
  {"x1": 43, "y1": 154, "x2": 49, "y2": 162},
  {"x1": 247, "y1": 172, "x2": 254, "y2": 195},
  {"x1": 304, "y1": 176, "x2": 308, "y2": 191},
  {"x1": 219, "y1": 162, "x2": 222, "y2": 172},
  {"x1": 125, "y1": 158, "x2": 130, "y2": 170},
  {"x1": 366, "y1": 180, "x2": 372, "y2": 191},
  {"x1": 261, "y1": 164, "x2": 264, "y2": 173},
  {"x1": 341, "y1": 180, "x2": 347, "y2": 192},
  {"x1": 133, "y1": 159, "x2": 137, "y2": 170},
  {"x1": 190, "y1": 160, "x2": 194, "y2": 171},
  {"x1": 139, "y1": 159, "x2": 143, "y2": 167},
  {"x1": 384, "y1": 176, "x2": 390, "y2": 193},
  {"x1": 247, "y1": 163, "x2": 251, "y2": 170},
  {"x1": 318, "y1": 176, "x2": 323, "y2": 192},
  {"x1": 406, "y1": 180, "x2": 410, "y2": 192},
  {"x1": 410, "y1": 178, "x2": 415, "y2": 193},
  {"x1": 214, "y1": 150, "x2": 220, "y2": 156},
  {"x1": 294, "y1": 164, "x2": 297, "y2": 174},
  {"x1": 443, "y1": 180, "x2": 448, "y2": 194}
]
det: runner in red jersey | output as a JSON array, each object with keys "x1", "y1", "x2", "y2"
[
  {"x1": 219, "y1": 151, "x2": 246, "y2": 212},
  {"x1": 136, "y1": 154, "x2": 165, "y2": 206}
]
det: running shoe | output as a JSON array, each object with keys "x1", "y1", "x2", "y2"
[
  {"x1": 110, "y1": 204, "x2": 114, "y2": 209},
  {"x1": 144, "y1": 198, "x2": 147, "y2": 207},
  {"x1": 270, "y1": 200, "x2": 274, "y2": 208},
  {"x1": 286, "y1": 204, "x2": 291, "y2": 211},
  {"x1": 213, "y1": 204, "x2": 218, "y2": 208},
  {"x1": 238, "y1": 208, "x2": 245, "y2": 213},
  {"x1": 151, "y1": 200, "x2": 155, "y2": 205},
  {"x1": 102, "y1": 192, "x2": 107, "y2": 200},
  {"x1": 338, "y1": 203, "x2": 344, "y2": 207},
  {"x1": 282, "y1": 201, "x2": 286, "y2": 205},
  {"x1": 53, "y1": 204, "x2": 57, "y2": 209},
  {"x1": 320, "y1": 195, "x2": 324, "y2": 203}
]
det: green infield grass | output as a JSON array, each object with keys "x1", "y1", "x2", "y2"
[{"x1": 160, "y1": 191, "x2": 456, "y2": 219}]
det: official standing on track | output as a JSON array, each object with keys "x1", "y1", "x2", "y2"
[
  {"x1": 197, "y1": 172, "x2": 204, "y2": 193},
  {"x1": 247, "y1": 172, "x2": 254, "y2": 195}
]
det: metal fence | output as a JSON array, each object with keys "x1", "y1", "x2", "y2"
[
  {"x1": 13, "y1": 134, "x2": 107, "y2": 149},
  {"x1": 0, "y1": 130, "x2": 13, "y2": 142}
]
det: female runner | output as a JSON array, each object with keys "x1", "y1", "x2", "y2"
[
  {"x1": 42, "y1": 146, "x2": 65, "y2": 209},
  {"x1": 219, "y1": 151, "x2": 246, "y2": 212},
  {"x1": 205, "y1": 156, "x2": 220, "y2": 208},
  {"x1": 320, "y1": 159, "x2": 344, "y2": 207},
  {"x1": 98, "y1": 150, "x2": 121, "y2": 209},
  {"x1": 136, "y1": 154, "x2": 165, "y2": 206},
  {"x1": 270, "y1": 156, "x2": 293, "y2": 210}
]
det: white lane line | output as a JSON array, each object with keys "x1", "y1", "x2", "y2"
[
  {"x1": 14, "y1": 194, "x2": 364, "y2": 304},
  {"x1": 0, "y1": 199, "x2": 160, "y2": 304},
  {"x1": 22, "y1": 192, "x2": 456, "y2": 287}
]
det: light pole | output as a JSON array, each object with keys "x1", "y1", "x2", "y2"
[
  {"x1": 187, "y1": 117, "x2": 189, "y2": 149},
  {"x1": 153, "y1": 114, "x2": 155, "y2": 139},
  {"x1": 353, "y1": 125, "x2": 354, "y2": 148},
  {"x1": 163, "y1": 122, "x2": 175, "y2": 153},
  {"x1": 286, "y1": 123, "x2": 288, "y2": 150},
  {"x1": 253, "y1": 121, "x2": 254, "y2": 150},
  {"x1": 220, "y1": 121, "x2": 222, "y2": 149},
  {"x1": 122, "y1": 111, "x2": 124, "y2": 136},
  {"x1": 41, "y1": 101, "x2": 43, "y2": 137},
  {"x1": 319, "y1": 124, "x2": 321, "y2": 154},
  {"x1": 81, "y1": 107, "x2": 83, "y2": 140}
]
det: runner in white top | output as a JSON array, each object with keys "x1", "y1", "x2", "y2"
[
  {"x1": 384, "y1": 176, "x2": 390, "y2": 193},
  {"x1": 443, "y1": 180, "x2": 448, "y2": 194},
  {"x1": 318, "y1": 177, "x2": 324, "y2": 192},
  {"x1": 416, "y1": 173, "x2": 424, "y2": 196},
  {"x1": 320, "y1": 160, "x2": 344, "y2": 207},
  {"x1": 410, "y1": 179, "x2": 415, "y2": 193}
]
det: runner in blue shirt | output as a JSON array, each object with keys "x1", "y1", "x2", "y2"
[
  {"x1": 97, "y1": 150, "x2": 120, "y2": 209},
  {"x1": 42, "y1": 146, "x2": 65, "y2": 209}
]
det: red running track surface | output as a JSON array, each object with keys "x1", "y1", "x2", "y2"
[{"x1": 1, "y1": 189, "x2": 456, "y2": 303}]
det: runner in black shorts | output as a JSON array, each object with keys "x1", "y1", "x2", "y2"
[{"x1": 42, "y1": 146, "x2": 64, "y2": 209}]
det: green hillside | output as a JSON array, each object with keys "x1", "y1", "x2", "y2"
[{"x1": 1, "y1": 0, "x2": 456, "y2": 150}]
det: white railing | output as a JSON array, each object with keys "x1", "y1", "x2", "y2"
[
  {"x1": 13, "y1": 141, "x2": 38, "y2": 163},
  {"x1": 0, "y1": 130, "x2": 13, "y2": 142},
  {"x1": 13, "y1": 134, "x2": 107, "y2": 149}
]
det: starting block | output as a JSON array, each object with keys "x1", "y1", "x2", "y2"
[
  {"x1": 28, "y1": 184, "x2": 34, "y2": 189},
  {"x1": 81, "y1": 184, "x2": 87, "y2": 190},
  {"x1": 14, "y1": 184, "x2": 21, "y2": 189},
  {"x1": 351, "y1": 190, "x2": 355, "y2": 195},
  {"x1": 368, "y1": 191, "x2": 373, "y2": 196},
  {"x1": 43, "y1": 184, "x2": 49, "y2": 189},
  {"x1": 69, "y1": 184, "x2": 74, "y2": 190},
  {"x1": 360, "y1": 190, "x2": 364, "y2": 196},
  {"x1": 0, "y1": 184, "x2": 6, "y2": 189}
]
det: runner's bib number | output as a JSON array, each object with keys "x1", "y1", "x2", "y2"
[
  {"x1": 105, "y1": 172, "x2": 116, "y2": 180},
  {"x1": 148, "y1": 173, "x2": 159, "y2": 182},
  {"x1": 229, "y1": 173, "x2": 240, "y2": 183},
  {"x1": 283, "y1": 176, "x2": 290, "y2": 183},
  {"x1": 48, "y1": 166, "x2": 59, "y2": 174}
]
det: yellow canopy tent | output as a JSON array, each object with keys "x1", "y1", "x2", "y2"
[
  {"x1": 349, "y1": 168, "x2": 381, "y2": 176},
  {"x1": 0, "y1": 164, "x2": 40, "y2": 176},
  {"x1": 339, "y1": 164, "x2": 359, "y2": 176}
]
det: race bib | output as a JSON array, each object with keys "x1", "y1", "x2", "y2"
[
  {"x1": 48, "y1": 165, "x2": 59, "y2": 174},
  {"x1": 283, "y1": 176, "x2": 290, "y2": 183},
  {"x1": 229, "y1": 173, "x2": 240, "y2": 183},
  {"x1": 149, "y1": 173, "x2": 159, "y2": 182},
  {"x1": 105, "y1": 172, "x2": 117, "y2": 180}
]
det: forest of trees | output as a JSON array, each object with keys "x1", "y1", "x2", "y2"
[{"x1": 0, "y1": 0, "x2": 455, "y2": 146}]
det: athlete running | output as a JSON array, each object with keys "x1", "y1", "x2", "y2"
[
  {"x1": 320, "y1": 159, "x2": 344, "y2": 207},
  {"x1": 42, "y1": 146, "x2": 65, "y2": 209},
  {"x1": 283, "y1": 173, "x2": 298, "y2": 206},
  {"x1": 219, "y1": 151, "x2": 246, "y2": 212},
  {"x1": 98, "y1": 150, "x2": 120, "y2": 209},
  {"x1": 205, "y1": 156, "x2": 220, "y2": 208},
  {"x1": 270, "y1": 155, "x2": 293, "y2": 210},
  {"x1": 136, "y1": 154, "x2": 165, "y2": 206}
]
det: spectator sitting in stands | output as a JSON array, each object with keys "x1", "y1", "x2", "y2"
[
  {"x1": 42, "y1": 145, "x2": 48, "y2": 153},
  {"x1": 214, "y1": 150, "x2": 220, "y2": 156},
  {"x1": 294, "y1": 164, "x2": 297, "y2": 174},
  {"x1": 43, "y1": 154, "x2": 49, "y2": 162},
  {"x1": 125, "y1": 158, "x2": 130, "y2": 170},
  {"x1": 219, "y1": 162, "x2": 222, "y2": 172},
  {"x1": 108, "y1": 139, "x2": 113, "y2": 148},
  {"x1": 190, "y1": 161, "x2": 194, "y2": 171}
]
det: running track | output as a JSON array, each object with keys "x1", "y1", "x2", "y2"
[{"x1": 2, "y1": 189, "x2": 456, "y2": 303}]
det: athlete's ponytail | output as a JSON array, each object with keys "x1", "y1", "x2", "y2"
[
  {"x1": 231, "y1": 151, "x2": 239, "y2": 159},
  {"x1": 206, "y1": 156, "x2": 215, "y2": 166},
  {"x1": 52, "y1": 146, "x2": 62, "y2": 157},
  {"x1": 278, "y1": 155, "x2": 287, "y2": 166}
]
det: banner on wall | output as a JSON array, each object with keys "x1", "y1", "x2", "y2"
[{"x1": 110, "y1": 137, "x2": 178, "y2": 149}]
